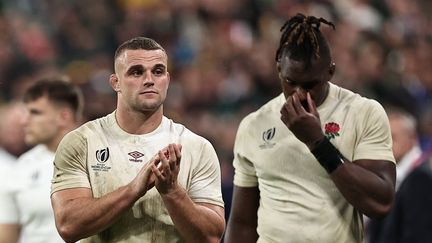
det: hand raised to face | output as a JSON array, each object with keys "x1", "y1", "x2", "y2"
[{"x1": 280, "y1": 92, "x2": 324, "y2": 149}]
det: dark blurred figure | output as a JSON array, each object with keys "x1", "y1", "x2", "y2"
[
  {"x1": 366, "y1": 108, "x2": 424, "y2": 243},
  {"x1": 375, "y1": 151, "x2": 432, "y2": 243}
]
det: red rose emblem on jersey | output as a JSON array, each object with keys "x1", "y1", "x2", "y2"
[{"x1": 324, "y1": 122, "x2": 340, "y2": 140}]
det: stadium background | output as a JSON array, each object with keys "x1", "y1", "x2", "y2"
[{"x1": 0, "y1": 0, "x2": 431, "y2": 221}]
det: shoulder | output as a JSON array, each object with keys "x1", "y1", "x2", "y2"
[
  {"x1": 16, "y1": 145, "x2": 50, "y2": 163},
  {"x1": 169, "y1": 118, "x2": 213, "y2": 148},
  {"x1": 404, "y1": 161, "x2": 432, "y2": 184},
  {"x1": 331, "y1": 83, "x2": 387, "y2": 117},
  {"x1": 76, "y1": 113, "x2": 112, "y2": 135},
  {"x1": 63, "y1": 113, "x2": 112, "y2": 143}
]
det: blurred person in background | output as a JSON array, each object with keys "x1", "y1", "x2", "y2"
[
  {"x1": 0, "y1": 102, "x2": 27, "y2": 161},
  {"x1": 225, "y1": 13, "x2": 396, "y2": 243},
  {"x1": 50, "y1": 37, "x2": 225, "y2": 243},
  {"x1": 388, "y1": 108, "x2": 423, "y2": 189},
  {"x1": 0, "y1": 79, "x2": 83, "y2": 243},
  {"x1": 366, "y1": 107, "x2": 424, "y2": 242},
  {"x1": 0, "y1": 102, "x2": 26, "y2": 243},
  {"x1": 374, "y1": 150, "x2": 432, "y2": 243}
]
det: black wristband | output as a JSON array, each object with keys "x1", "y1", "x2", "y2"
[{"x1": 311, "y1": 137, "x2": 344, "y2": 173}]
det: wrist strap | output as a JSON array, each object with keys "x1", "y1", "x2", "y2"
[{"x1": 311, "y1": 137, "x2": 344, "y2": 173}]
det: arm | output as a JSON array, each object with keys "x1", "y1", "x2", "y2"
[
  {"x1": 161, "y1": 187, "x2": 225, "y2": 243},
  {"x1": 152, "y1": 144, "x2": 225, "y2": 243},
  {"x1": 329, "y1": 158, "x2": 395, "y2": 218},
  {"x1": 281, "y1": 92, "x2": 395, "y2": 218},
  {"x1": 224, "y1": 186, "x2": 259, "y2": 243},
  {"x1": 51, "y1": 157, "x2": 157, "y2": 243},
  {"x1": 0, "y1": 224, "x2": 20, "y2": 243}
]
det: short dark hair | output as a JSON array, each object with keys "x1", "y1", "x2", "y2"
[
  {"x1": 275, "y1": 13, "x2": 335, "y2": 68},
  {"x1": 114, "y1": 37, "x2": 166, "y2": 61},
  {"x1": 23, "y1": 79, "x2": 83, "y2": 121}
]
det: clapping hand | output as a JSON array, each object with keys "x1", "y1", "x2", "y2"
[{"x1": 152, "y1": 143, "x2": 182, "y2": 195}]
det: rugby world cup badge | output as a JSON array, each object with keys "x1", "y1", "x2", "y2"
[
  {"x1": 96, "y1": 147, "x2": 110, "y2": 163},
  {"x1": 259, "y1": 127, "x2": 276, "y2": 149}
]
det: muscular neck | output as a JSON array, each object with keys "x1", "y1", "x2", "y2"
[{"x1": 315, "y1": 82, "x2": 330, "y2": 107}]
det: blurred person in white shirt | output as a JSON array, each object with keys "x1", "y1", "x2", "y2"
[{"x1": 0, "y1": 79, "x2": 83, "y2": 243}]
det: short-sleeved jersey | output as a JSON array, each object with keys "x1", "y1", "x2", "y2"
[
  {"x1": 51, "y1": 112, "x2": 224, "y2": 243},
  {"x1": 233, "y1": 83, "x2": 395, "y2": 243},
  {"x1": 0, "y1": 145, "x2": 64, "y2": 243}
]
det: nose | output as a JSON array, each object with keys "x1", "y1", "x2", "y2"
[{"x1": 143, "y1": 70, "x2": 154, "y2": 86}]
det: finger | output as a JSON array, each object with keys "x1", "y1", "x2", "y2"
[
  {"x1": 168, "y1": 144, "x2": 177, "y2": 171},
  {"x1": 174, "y1": 144, "x2": 182, "y2": 166},
  {"x1": 307, "y1": 92, "x2": 318, "y2": 116},
  {"x1": 155, "y1": 159, "x2": 162, "y2": 170},
  {"x1": 280, "y1": 97, "x2": 295, "y2": 124},
  {"x1": 158, "y1": 150, "x2": 171, "y2": 177},
  {"x1": 286, "y1": 96, "x2": 297, "y2": 115},
  {"x1": 280, "y1": 103, "x2": 289, "y2": 124},
  {"x1": 151, "y1": 164, "x2": 166, "y2": 181},
  {"x1": 292, "y1": 93, "x2": 307, "y2": 115}
]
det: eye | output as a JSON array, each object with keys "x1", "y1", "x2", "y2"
[
  {"x1": 152, "y1": 67, "x2": 166, "y2": 76},
  {"x1": 301, "y1": 81, "x2": 319, "y2": 90},
  {"x1": 130, "y1": 69, "x2": 143, "y2": 77}
]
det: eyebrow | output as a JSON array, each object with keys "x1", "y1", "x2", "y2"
[
  {"x1": 126, "y1": 63, "x2": 166, "y2": 73},
  {"x1": 126, "y1": 65, "x2": 144, "y2": 74}
]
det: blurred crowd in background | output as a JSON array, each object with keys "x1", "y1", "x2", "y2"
[{"x1": 0, "y1": 0, "x2": 431, "y2": 219}]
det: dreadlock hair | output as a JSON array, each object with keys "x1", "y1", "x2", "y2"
[{"x1": 275, "y1": 13, "x2": 335, "y2": 69}]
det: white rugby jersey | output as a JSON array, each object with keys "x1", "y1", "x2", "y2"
[
  {"x1": 233, "y1": 82, "x2": 395, "y2": 243},
  {"x1": 0, "y1": 145, "x2": 63, "y2": 243},
  {"x1": 52, "y1": 112, "x2": 223, "y2": 243}
]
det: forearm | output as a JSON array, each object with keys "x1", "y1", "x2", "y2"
[
  {"x1": 53, "y1": 185, "x2": 138, "y2": 242},
  {"x1": 330, "y1": 161, "x2": 395, "y2": 218},
  {"x1": 0, "y1": 224, "x2": 20, "y2": 243},
  {"x1": 224, "y1": 186, "x2": 259, "y2": 243},
  {"x1": 224, "y1": 221, "x2": 258, "y2": 243},
  {"x1": 161, "y1": 186, "x2": 225, "y2": 243}
]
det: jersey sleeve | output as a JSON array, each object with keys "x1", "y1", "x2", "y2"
[
  {"x1": 51, "y1": 130, "x2": 90, "y2": 194},
  {"x1": 188, "y1": 139, "x2": 224, "y2": 207},
  {"x1": 232, "y1": 118, "x2": 258, "y2": 187},
  {"x1": 353, "y1": 100, "x2": 395, "y2": 163}
]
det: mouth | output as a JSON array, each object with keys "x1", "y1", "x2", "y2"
[{"x1": 139, "y1": 90, "x2": 158, "y2": 95}]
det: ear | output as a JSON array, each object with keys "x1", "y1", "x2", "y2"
[
  {"x1": 276, "y1": 62, "x2": 281, "y2": 72},
  {"x1": 57, "y1": 108, "x2": 72, "y2": 126},
  {"x1": 328, "y1": 62, "x2": 336, "y2": 80},
  {"x1": 110, "y1": 74, "x2": 120, "y2": 92}
]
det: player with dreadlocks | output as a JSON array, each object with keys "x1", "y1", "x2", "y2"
[{"x1": 225, "y1": 13, "x2": 396, "y2": 243}]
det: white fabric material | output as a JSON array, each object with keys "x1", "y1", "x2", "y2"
[
  {"x1": 233, "y1": 82, "x2": 395, "y2": 243},
  {"x1": 0, "y1": 145, "x2": 63, "y2": 243},
  {"x1": 52, "y1": 112, "x2": 223, "y2": 242},
  {"x1": 396, "y1": 145, "x2": 422, "y2": 189}
]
